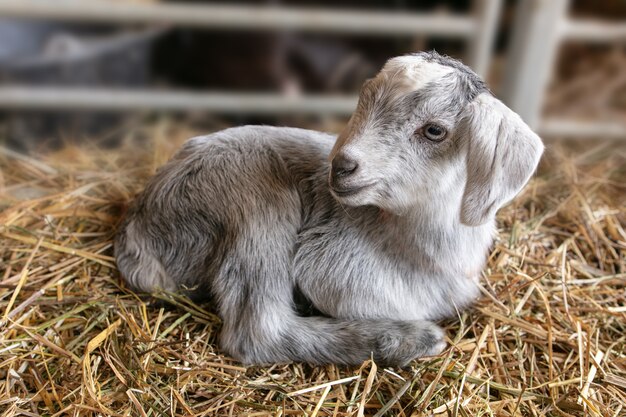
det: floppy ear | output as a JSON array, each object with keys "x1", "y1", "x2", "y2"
[{"x1": 461, "y1": 93, "x2": 544, "y2": 226}]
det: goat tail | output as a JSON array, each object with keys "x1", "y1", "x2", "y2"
[{"x1": 114, "y1": 219, "x2": 176, "y2": 293}]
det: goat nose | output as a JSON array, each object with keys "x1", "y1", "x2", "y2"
[{"x1": 331, "y1": 154, "x2": 359, "y2": 177}]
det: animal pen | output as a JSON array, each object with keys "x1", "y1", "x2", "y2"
[{"x1": 0, "y1": 0, "x2": 625, "y2": 416}]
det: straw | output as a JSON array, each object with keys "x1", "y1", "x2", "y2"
[{"x1": 0, "y1": 121, "x2": 624, "y2": 416}]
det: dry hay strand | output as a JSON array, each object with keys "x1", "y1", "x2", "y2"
[{"x1": 0, "y1": 125, "x2": 625, "y2": 417}]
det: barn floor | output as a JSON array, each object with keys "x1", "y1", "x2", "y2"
[{"x1": 0, "y1": 123, "x2": 624, "y2": 417}]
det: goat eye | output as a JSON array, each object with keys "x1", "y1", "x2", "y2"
[{"x1": 423, "y1": 124, "x2": 447, "y2": 142}]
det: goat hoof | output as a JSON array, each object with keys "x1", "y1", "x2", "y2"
[{"x1": 374, "y1": 321, "x2": 446, "y2": 367}]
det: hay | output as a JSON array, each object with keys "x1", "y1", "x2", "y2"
[{"x1": 0, "y1": 123, "x2": 624, "y2": 417}]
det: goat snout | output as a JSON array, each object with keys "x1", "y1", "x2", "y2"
[
  {"x1": 331, "y1": 153, "x2": 359, "y2": 178},
  {"x1": 329, "y1": 152, "x2": 375, "y2": 200}
]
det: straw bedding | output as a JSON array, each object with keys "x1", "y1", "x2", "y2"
[{"x1": 0, "y1": 124, "x2": 624, "y2": 417}]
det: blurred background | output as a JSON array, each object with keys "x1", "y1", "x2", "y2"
[{"x1": 0, "y1": 0, "x2": 624, "y2": 152}]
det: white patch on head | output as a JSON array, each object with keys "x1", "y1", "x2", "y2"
[{"x1": 382, "y1": 55, "x2": 454, "y2": 93}]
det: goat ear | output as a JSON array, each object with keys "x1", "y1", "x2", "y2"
[{"x1": 461, "y1": 93, "x2": 544, "y2": 226}]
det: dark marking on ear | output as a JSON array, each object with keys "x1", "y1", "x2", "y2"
[
  {"x1": 419, "y1": 51, "x2": 489, "y2": 98},
  {"x1": 397, "y1": 50, "x2": 490, "y2": 106}
]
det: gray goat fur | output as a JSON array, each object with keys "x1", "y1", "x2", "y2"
[{"x1": 115, "y1": 51, "x2": 544, "y2": 366}]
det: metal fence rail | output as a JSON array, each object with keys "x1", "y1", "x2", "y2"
[
  {"x1": 563, "y1": 20, "x2": 626, "y2": 43},
  {"x1": 0, "y1": 0, "x2": 478, "y2": 37},
  {"x1": 0, "y1": 0, "x2": 501, "y2": 114},
  {"x1": 0, "y1": 0, "x2": 500, "y2": 111},
  {"x1": 502, "y1": 0, "x2": 626, "y2": 137},
  {"x1": 0, "y1": 0, "x2": 624, "y2": 138},
  {"x1": 0, "y1": 86, "x2": 359, "y2": 115}
]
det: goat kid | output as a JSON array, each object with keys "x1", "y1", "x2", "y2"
[{"x1": 115, "y1": 52, "x2": 544, "y2": 366}]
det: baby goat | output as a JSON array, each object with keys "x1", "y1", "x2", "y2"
[{"x1": 115, "y1": 52, "x2": 543, "y2": 366}]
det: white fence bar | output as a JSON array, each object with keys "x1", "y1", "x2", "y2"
[
  {"x1": 539, "y1": 119, "x2": 626, "y2": 139},
  {"x1": 467, "y1": 0, "x2": 503, "y2": 78},
  {"x1": 500, "y1": 0, "x2": 569, "y2": 129},
  {"x1": 501, "y1": 0, "x2": 626, "y2": 135},
  {"x1": 562, "y1": 19, "x2": 626, "y2": 43},
  {"x1": 0, "y1": 0, "x2": 477, "y2": 37},
  {"x1": 1, "y1": 88, "x2": 624, "y2": 138},
  {"x1": 0, "y1": 86, "x2": 358, "y2": 115}
]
